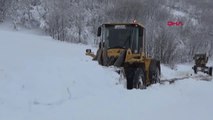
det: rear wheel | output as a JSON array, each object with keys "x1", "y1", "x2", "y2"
[
  {"x1": 152, "y1": 68, "x2": 160, "y2": 83},
  {"x1": 209, "y1": 67, "x2": 212, "y2": 76},
  {"x1": 193, "y1": 66, "x2": 197, "y2": 74},
  {"x1": 149, "y1": 60, "x2": 161, "y2": 84}
]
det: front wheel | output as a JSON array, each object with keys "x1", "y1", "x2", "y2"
[
  {"x1": 133, "y1": 67, "x2": 146, "y2": 89},
  {"x1": 125, "y1": 67, "x2": 134, "y2": 90}
]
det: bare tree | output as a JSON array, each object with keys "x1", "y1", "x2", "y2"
[
  {"x1": 1, "y1": 0, "x2": 212, "y2": 62},
  {"x1": 0, "y1": 0, "x2": 12, "y2": 22}
]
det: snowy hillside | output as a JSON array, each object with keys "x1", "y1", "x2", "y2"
[{"x1": 0, "y1": 25, "x2": 213, "y2": 120}]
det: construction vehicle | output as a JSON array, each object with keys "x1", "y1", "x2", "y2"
[
  {"x1": 192, "y1": 54, "x2": 212, "y2": 76},
  {"x1": 86, "y1": 22, "x2": 161, "y2": 90}
]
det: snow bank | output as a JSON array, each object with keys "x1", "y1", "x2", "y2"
[{"x1": 0, "y1": 25, "x2": 212, "y2": 120}]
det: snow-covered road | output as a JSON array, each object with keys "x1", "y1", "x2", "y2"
[{"x1": 0, "y1": 25, "x2": 212, "y2": 120}]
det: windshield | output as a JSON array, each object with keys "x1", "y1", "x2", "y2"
[{"x1": 104, "y1": 25, "x2": 141, "y2": 53}]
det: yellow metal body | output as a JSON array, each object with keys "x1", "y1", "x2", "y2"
[
  {"x1": 105, "y1": 48, "x2": 152, "y2": 84},
  {"x1": 107, "y1": 49, "x2": 125, "y2": 57},
  {"x1": 85, "y1": 22, "x2": 160, "y2": 88}
]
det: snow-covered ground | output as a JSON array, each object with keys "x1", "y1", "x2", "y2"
[{"x1": 0, "y1": 24, "x2": 213, "y2": 120}]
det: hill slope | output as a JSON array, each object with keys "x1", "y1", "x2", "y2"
[{"x1": 0, "y1": 26, "x2": 212, "y2": 120}]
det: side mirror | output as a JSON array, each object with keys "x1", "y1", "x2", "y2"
[
  {"x1": 97, "y1": 27, "x2": 101, "y2": 37},
  {"x1": 86, "y1": 49, "x2": 92, "y2": 54}
]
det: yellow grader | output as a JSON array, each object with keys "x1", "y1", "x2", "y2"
[
  {"x1": 86, "y1": 22, "x2": 161, "y2": 90},
  {"x1": 192, "y1": 54, "x2": 212, "y2": 76}
]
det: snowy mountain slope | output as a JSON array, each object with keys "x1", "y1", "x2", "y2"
[{"x1": 0, "y1": 25, "x2": 213, "y2": 120}]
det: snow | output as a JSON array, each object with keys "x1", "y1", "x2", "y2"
[
  {"x1": 161, "y1": 64, "x2": 193, "y2": 80},
  {"x1": 169, "y1": 7, "x2": 199, "y2": 26},
  {"x1": 172, "y1": 10, "x2": 186, "y2": 17},
  {"x1": 0, "y1": 24, "x2": 213, "y2": 120}
]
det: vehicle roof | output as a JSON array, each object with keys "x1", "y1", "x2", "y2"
[
  {"x1": 195, "y1": 53, "x2": 206, "y2": 56},
  {"x1": 102, "y1": 23, "x2": 145, "y2": 28}
]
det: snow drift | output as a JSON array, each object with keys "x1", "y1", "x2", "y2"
[{"x1": 0, "y1": 24, "x2": 212, "y2": 120}]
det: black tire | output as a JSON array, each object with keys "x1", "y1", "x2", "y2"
[
  {"x1": 125, "y1": 67, "x2": 135, "y2": 90},
  {"x1": 149, "y1": 60, "x2": 161, "y2": 84},
  {"x1": 133, "y1": 67, "x2": 146, "y2": 89},
  {"x1": 151, "y1": 68, "x2": 160, "y2": 84},
  {"x1": 102, "y1": 49, "x2": 109, "y2": 66},
  {"x1": 97, "y1": 49, "x2": 103, "y2": 65},
  {"x1": 193, "y1": 66, "x2": 197, "y2": 74},
  {"x1": 127, "y1": 78, "x2": 134, "y2": 90},
  {"x1": 209, "y1": 67, "x2": 212, "y2": 76}
]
